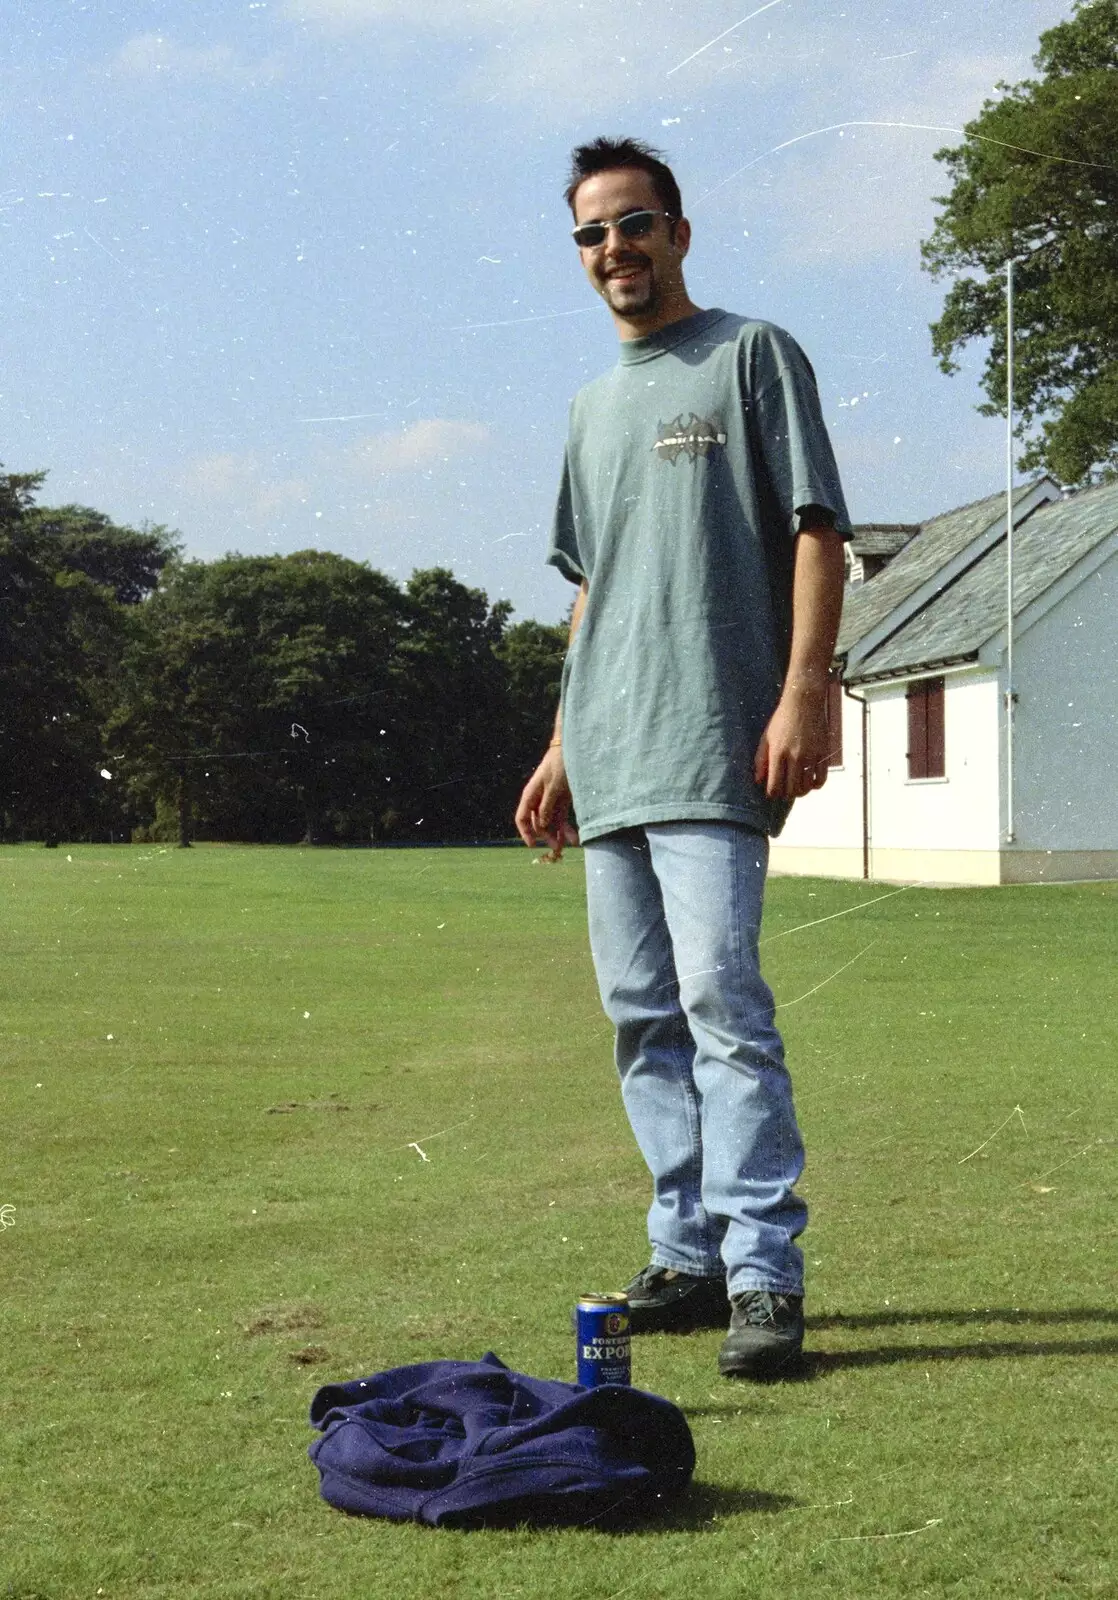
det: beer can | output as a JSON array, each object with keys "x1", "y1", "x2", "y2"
[{"x1": 575, "y1": 1293, "x2": 632, "y2": 1387}]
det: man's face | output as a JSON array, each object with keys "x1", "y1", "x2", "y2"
[{"x1": 571, "y1": 167, "x2": 691, "y2": 333}]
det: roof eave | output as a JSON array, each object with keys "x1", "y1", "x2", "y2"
[{"x1": 846, "y1": 650, "x2": 980, "y2": 687}]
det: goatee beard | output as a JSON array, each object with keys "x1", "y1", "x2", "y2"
[{"x1": 606, "y1": 278, "x2": 659, "y2": 317}]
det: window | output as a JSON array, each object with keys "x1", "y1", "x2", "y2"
[
  {"x1": 826, "y1": 673, "x2": 844, "y2": 767},
  {"x1": 907, "y1": 676, "x2": 945, "y2": 779}
]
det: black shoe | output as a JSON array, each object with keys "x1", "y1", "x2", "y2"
[
  {"x1": 622, "y1": 1264, "x2": 730, "y2": 1334},
  {"x1": 718, "y1": 1290, "x2": 804, "y2": 1379}
]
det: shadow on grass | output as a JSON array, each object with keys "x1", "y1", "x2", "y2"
[
  {"x1": 789, "y1": 1306, "x2": 1118, "y2": 1376},
  {"x1": 576, "y1": 1481, "x2": 796, "y2": 1535},
  {"x1": 800, "y1": 1335, "x2": 1118, "y2": 1376},
  {"x1": 681, "y1": 1402, "x2": 769, "y2": 1417},
  {"x1": 446, "y1": 1482, "x2": 794, "y2": 1535},
  {"x1": 806, "y1": 1306, "x2": 1118, "y2": 1331}
]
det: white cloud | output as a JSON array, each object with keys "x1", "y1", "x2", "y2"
[
  {"x1": 274, "y1": 3, "x2": 1056, "y2": 121},
  {"x1": 283, "y1": 0, "x2": 544, "y2": 28},
  {"x1": 693, "y1": 40, "x2": 1049, "y2": 266},
  {"x1": 280, "y1": 0, "x2": 797, "y2": 110},
  {"x1": 108, "y1": 33, "x2": 282, "y2": 84},
  {"x1": 181, "y1": 453, "x2": 310, "y2": 521},
  {"x1": 112, "y1": 34, "x2": 235, "y2": 76},
  {"x1": 185, "y1": 453, "x2": 254, "y2": 495},
  {"x1": 738, "y1": 136, "x2": 943, "y2": 266},
  {"x1": 349, "y1": 418, "x2": 491, "y2": 475},
  {"x1": 176, "y1": 426, "x2": 490, "y2": 542},
  {"x1": 283, "y1": 0, "x2": 425, "y2": 23}
]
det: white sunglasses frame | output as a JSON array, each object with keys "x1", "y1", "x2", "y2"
[{"x1": 571, "y1": 209, "x2": 676, "y2": 249}]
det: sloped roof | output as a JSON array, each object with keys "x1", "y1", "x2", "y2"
[
  {"x1": 848, "y1": 478, "x2": 1118, "y2": 682},
  {"x1": 849, "y1": 524, "x2": 919, "y2": 559},
  {"x1": 836, "y1": 485, "x2": 1043, "y2": 656}
]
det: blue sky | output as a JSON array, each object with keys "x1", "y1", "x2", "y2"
[{"x1": 4, "y1": 0, "x2": 1072, "y2": 620}]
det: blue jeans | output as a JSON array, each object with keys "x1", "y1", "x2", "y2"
[{"x1": 584, "y1": 823, "x2": 806, "y2": 1297}]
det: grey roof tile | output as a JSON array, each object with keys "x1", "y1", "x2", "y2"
[
  {"x1": 850, "y1": 525, "x2": 919, "y2": 558},
  {"x1": 848, "y1": 479, "x2": 1118, "y2": 681},
  {"x1": 836, "y1": 484, "x2": 1042, "y2": 656}
]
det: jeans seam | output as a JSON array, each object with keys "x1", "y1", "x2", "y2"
[
  {"x1": 650, "y1": 867, "x2": 716, "y2": 1276},
  {"x1": 668, "y1": 1009, "x2": 716, "y2": 1272},
  {"x1": 652, "y1": 832, "x2": 720, "y2": 1274}
]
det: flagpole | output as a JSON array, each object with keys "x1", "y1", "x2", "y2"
[{"x1": 1005, "y1": 256, "x2": 1016, "y2": 845}]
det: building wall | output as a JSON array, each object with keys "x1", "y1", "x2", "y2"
[
  {"x1": 1009, "y1": 550, "x2": 1118, "y2": 852},
  {"x1": 866, "y1": 670, "x2": 1002, "y2": 855},
  {"x1": 769, "y1": 669, "x2": 1003, "y2": 880},
  {"x1": 770, "y1": 546, "x2": 1117, "y2": 883},
  {"x1": 771, "y1": 687, "x2": 864, "y2": 858}
]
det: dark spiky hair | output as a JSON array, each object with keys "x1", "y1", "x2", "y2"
[{"x1": 564, "y1": 137, "x2": 683, "y2": 220}]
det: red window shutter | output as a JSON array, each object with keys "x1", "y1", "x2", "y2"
[
  {"x1": 907, "y1": 682, "x2": 927, "y2": 779},
  {"x1": 826, "y1": 675, "x2": 844, "y2": 767},
  {"x1": 907, "y1": 677, "x2": 945, "y2": 779},
  {"x1": 925, "y1": 677, "x2": 945, "y2": 777}
]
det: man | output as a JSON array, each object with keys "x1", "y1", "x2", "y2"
[{"x1": 515, "y1": 138, "x2": 850, "y2": 1379}]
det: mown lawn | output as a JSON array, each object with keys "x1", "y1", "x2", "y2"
[{"x1": 1, "y1": 844, "x2": 1115, "y2": 1598}]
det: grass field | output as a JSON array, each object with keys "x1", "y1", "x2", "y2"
[{"x1": 2, "y1": 844, "x2": 1115, "y2": 1599}]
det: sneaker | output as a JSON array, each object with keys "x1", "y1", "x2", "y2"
[
  {"x1": 621, "y1": 1264, "x2": 730, "y2": 1334},
  {"x1": 718, "y1": 1290, "x2": 804, "y2": 1379}
]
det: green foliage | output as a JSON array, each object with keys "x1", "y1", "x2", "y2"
[
  {"x1": 0, "y1": 469, "x2": 168, "y2": 843},
  {"x1": 131, "y1": 794, "x2": 188, "y2": 844},
  {"x1": 2, "y1": 468, "x2": 568, "y2": 846},
  {"x1": 108, "y1": 550, "x2": 408, "y2": 846},
  {"x1": 921, "y1": 0, "x2": 1118, "y2": 484},
  {"x1": 497, "y1": 616, "x2": 570, "y2": 777},
  {"x1": 0, "y1": 467, "x2": 45, "y2": 521},
  {"x1": 107, "y1": 554, "x2": 548, "y2": 845},
  {"x1": 23, "y1": 503, "x2": 179, "y2": 603},
  {"x1": 395, "y1": 567, "x2": 516, "y2": 840}
]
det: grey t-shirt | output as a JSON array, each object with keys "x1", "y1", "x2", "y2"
[{"x1": 547, "y1": 307, "x2": 850, "y2": 844}]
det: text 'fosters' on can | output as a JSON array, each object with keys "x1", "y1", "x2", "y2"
[{"x1": 575, "y1": 1293, "x2": 632, "y2": 1387}]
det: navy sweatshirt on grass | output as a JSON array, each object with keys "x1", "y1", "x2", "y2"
[{"x1": 308, "y1": 1352, "x2": 695, "y2": 1528}]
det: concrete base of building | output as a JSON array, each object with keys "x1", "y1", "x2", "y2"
[
  {"x1": 767, "y1": 845, "x2": 868, "y2": 880},
  {"x1": 998, "y1": 849, "x2": 1118, "y2": 884},
  {"x1": 768, "y1": 844, "x2": 1118, "y2": 886}
]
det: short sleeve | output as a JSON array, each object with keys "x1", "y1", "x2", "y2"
[
  {"x1": 546, "y1": 447, "x2": 587, "y2": 585},
  {"x1": 747, "y1": 329, "x2": 852, "y2": 539}
]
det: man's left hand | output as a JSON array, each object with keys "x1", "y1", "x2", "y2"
[{"x1": 754, "y1": 686, "x2": 832, "y2": 801}]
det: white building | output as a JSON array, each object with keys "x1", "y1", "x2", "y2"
[{"x1": 770, "y1": 477, "x2": 1118, "y2": 885}]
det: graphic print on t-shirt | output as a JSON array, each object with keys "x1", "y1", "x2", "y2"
[{"x1": 652, "y1": 413, "x2": 728, "y2": 465}]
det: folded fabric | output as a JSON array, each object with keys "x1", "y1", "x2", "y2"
[{"x1": 308, "y1": 1352, "x2": 695, "y2": 1528}]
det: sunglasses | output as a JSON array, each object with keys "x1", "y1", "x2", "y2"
[{"x1": 571, "y1": 209, "x2": 674, "y2": 249}]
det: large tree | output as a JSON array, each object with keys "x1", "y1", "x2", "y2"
[
  {"x1": 24, "y1": 503, "x2": 179, "y2": 604},
  {"x1": 0, "y1": 472, "x2": 175, "y2": 842},
  {"x1": 109, "y1": 555, "x2": 530, "y2": 845},
  {"x1": 394, "y1": 568, "x2": 514, "y2": 840},
  {"x1": 921, "y1": 0, "x2": 1118, "y2": 484},
  {"x1": 108, "y1": 551, "x2": 406, "y2": 846},
  {"x1": 496, "y1": 617, "x2": 569, "y2": 786}
]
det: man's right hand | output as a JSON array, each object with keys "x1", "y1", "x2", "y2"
[{"x1": 514, "y1": 745, "x2": 578, "y2": 858}]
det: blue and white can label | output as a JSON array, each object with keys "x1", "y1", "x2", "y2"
[{"x1": 576, "y1": 1294, "x2": 632, "y2": 1387}]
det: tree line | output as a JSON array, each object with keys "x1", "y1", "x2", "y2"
[{"x1": 1, "y1": 468, "x2": 568, "y2": 847}]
